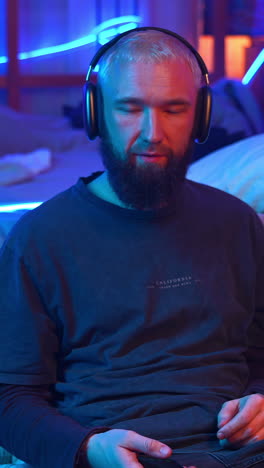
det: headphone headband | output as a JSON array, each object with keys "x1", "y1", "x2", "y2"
[
  {"x1": 86, "y1": 26, "x2": 209, "y2": 85},
  {"x1": 83, "y1": 26, "x2": 212, "y2": 143}
]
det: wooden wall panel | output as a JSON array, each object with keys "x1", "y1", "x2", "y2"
[{"x1": 6, "y1": 0, "x2": 20, "y2": 109}]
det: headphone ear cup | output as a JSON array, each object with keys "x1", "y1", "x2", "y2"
[
  {"x1": 195, "y1": 86, "x2": 212, "y2": 144},
  {"x1": 83, "y1": 81, "x2": 99, "y2": 140}
]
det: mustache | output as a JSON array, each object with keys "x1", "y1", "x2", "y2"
[{"x1": 128, "y1": 144, "x2": 172, "y2": 157}]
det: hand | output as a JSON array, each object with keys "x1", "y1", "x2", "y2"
[
  {"x1": 86, "y1": 429, "x2": 172, "y2": 468},
  {"x1": 217, "y1": 394, "x2": 264, "y2": 447}
]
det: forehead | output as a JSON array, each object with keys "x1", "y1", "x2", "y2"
[{"x1": 102, "y1": 60, "x2": 197, "y2": 104}]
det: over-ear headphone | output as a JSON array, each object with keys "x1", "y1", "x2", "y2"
[{"x1": 83, "y1": 26, "x2": 212, "y2": 143}]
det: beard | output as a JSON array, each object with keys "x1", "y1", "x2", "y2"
[{"x1": 99, "y1": 131, "x2": 194, "y2": 211}]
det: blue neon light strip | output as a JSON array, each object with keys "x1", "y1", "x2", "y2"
[
  {"x1": 0, "y1": 56, "x2": 7, "y2": 64},
  {"x1": 0, "y1": 202, "x2": 42, "y2": 213},
  {"x1": 18, "y1": 34, "x2": 97, "y2": 60},
  {"x1": 0, "y1": 16, "x2": 140, "y2": 64},
  {"x1": 242, "y1": 49, "x2": 264, "y2": 84},
  {"x1": 92, "y1": 16, "x2": 139, "y2": 35}
]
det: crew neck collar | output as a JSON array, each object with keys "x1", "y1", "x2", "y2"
[{"x1": 75, "y1": 171, "x2": 186, "y2": 220}]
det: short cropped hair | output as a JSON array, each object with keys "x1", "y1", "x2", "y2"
[{"x1": 98, "y1": 30, "x2": 202, "y2": 88}]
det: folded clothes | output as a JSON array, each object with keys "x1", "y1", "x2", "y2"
[{"x1": 0, "y1": 148, "x2": 52, "y2": 186}]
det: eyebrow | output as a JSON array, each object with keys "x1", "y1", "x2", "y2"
[{"x1": 114, "y1": 98, "x2": 191, "y2": 106}]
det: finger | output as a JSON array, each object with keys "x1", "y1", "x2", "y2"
[
  {"x1": 219, "y1": 435, "x2": 254, "y2": 450},
  {"x1": 227, "y1": 425, "x2": 264, "y2": 448},
  {"x1": 224, "y1": 410, "x2": 264, "y2": 445},
  {"x1": 217, "y1": 399, "x2": 239, "y2": 429},
  {"x1": 116, "y1": 446, "x2": 144, "y2": 468},
  {"x1": 217, "y1": 397, "x2": 259, "y2": 440},
  {"x1": 122, "y1": 431, "x2": 172, "y2": 459},
  {"x1": 245, "y1": 427, "x2": 264, "y2": 445},
  {"x1": 219, "y1": 426, "x2": 264, "y2": 449}
]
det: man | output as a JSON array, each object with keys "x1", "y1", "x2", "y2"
[{"x1": 0, "y1": 28, "x2": 264, "y2": 468}]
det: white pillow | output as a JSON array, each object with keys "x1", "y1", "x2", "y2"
[{"x1": 187, "y1": 134, "x2": 264, "y2": 213}]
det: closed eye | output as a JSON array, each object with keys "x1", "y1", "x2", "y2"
[
  {"x1": 165, "y1": 110, "x2": 182, "y2": 114},
  {"x1": 116, "y1": 106, "x2": 142, "y2": 113},
  {"x1": 164, "y1": 106, "x2": 188, "y2": 114}
]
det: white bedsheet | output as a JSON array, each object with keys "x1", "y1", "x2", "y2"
[{"x1": 187, "y1": 134, "x2": 264, "y2": 213}]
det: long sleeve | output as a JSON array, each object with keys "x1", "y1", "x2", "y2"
[
  {"x1": 243, "y1": 306, "x2": 264, "y2": 396},
  {"x1": 243, "y1": 355, "x2": 264, "y2": 396},
  {"x1": 0, "y1": 213, "x2": 112, "y2": 467},
  {"x1": 243, "y1": 215, "x2": 264, "y2": 396},
  {"x1": 0, "y1": 383, "x2": 109, "y2": 468}
]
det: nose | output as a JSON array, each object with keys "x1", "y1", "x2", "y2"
[{"x1": 140, "y1": 108, "x2": 164, "y2": 144}]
